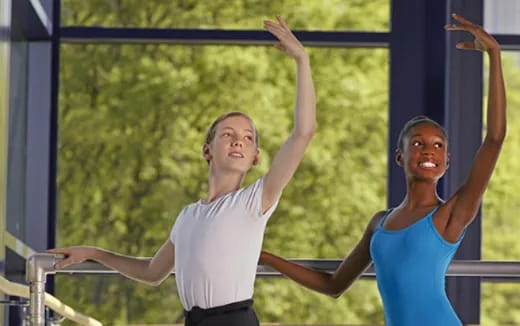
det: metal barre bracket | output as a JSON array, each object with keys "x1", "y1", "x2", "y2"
[{"x1": 26, "y1": 254, "x2": 58, "y2": 326}]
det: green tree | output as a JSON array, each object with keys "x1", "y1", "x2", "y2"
[
  {"x1": 481, "y1": 52, "x2": 520, "y2": 326},
  {"x1": 58, "y1": 1, "x2": 391, "y2": 324},
  {"x1": 57, "y1": 2, "x2": 520, "y2": 326}
]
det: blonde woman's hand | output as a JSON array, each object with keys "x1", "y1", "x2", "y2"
[
  {"x1": 264, "y1": 16, "x2": 308, "y2": 62},
  {"x1": 46, "y1": 246, "x2": 97, "y2": 269}
]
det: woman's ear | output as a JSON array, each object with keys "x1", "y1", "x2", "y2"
[
  {"x1": 395, "y1": 149, "x2": 403, "y2": 167},
  {"x1": 202, "y1": 143, "x2": 212, "y2": 161},
  {"x1": 252, "y1": 150, "x2": 260, "y2": 166}
]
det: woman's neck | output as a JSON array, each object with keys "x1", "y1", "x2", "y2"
[
  {"x1": 401, "y1": 179, "x2": 442, "y2": 209},
  {"x1": 204, "y1": 168, "x2": 246, "y2": 204}
]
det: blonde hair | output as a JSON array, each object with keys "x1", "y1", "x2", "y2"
[{"x1": 204, "y1": 112, "x2": 259, "y2": 146}]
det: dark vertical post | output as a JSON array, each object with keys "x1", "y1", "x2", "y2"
[
  {"x1": 444, "y1": 0, "x2": 483, "y2": 324},
  {"x1": 388, "y1": 0, "x2": 447, "y2": 204}
]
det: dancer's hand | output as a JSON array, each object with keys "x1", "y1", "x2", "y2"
[
  {"x1": 47, "y1": 246, "x2": 96, "y2": 269},
  {"x1": 445, "y1": 13, "x2": 500, "y2": 53},
  {"x1": 264, "y1": 16, "x2": 308, "y2": 62}
]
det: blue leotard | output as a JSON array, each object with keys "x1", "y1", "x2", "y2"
[{"x1": 370, "y1": 206, "x2": 464, "y2": 326}]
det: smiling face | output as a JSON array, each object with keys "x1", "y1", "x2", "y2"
[
  {"x1": 203, "y1": 115, "x2": 259, "y2": 174},
  {"x1": 396, "y1": 122, "x2": 450, "y2": 182}
]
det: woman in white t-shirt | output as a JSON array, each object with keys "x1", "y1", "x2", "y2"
[{"x1": 47, "y1": 16, "x2": 315, "y2": 326}]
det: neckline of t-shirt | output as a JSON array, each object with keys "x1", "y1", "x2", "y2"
[
  {"x1": 197, "y1": 177, "x2": 263, "y2": 206},
  {"x1": 198, "y1": 189, "x2": 237, "y2": 206}
]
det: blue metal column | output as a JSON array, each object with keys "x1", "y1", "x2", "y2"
[
  {"x1": 388, "y1": 0, "x2": 448, "y2": 204},
  {"x1": 444, "y1": 0, "x2": 483, "y2": 324}
]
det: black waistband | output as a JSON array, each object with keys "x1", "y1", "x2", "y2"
[{"x1": 184, "y1": 299, "x2": 253, "y2": 323}]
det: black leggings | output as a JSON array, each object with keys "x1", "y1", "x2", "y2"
[{"x1": 184, "y1": 299, "x2": 259, "y2": 326}]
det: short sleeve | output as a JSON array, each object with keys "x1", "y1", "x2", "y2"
[
  {"x1": 169, "y1": 207, "x2": 187, "y2": 245},
  {"x1": 169, "y1": 220, "x2": 177, "y2": 245},
  {"x1": 241, "y1": 176, "x2": 280, "y2": 220}
]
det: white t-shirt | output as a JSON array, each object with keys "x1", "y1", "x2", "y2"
[{"x1": 170, "y1": 176, "x2": 279, "y2": 310}]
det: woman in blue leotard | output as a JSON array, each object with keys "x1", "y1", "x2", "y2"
[{"x1": 260, "y1": 13, "x2": 506, "y2": 326}]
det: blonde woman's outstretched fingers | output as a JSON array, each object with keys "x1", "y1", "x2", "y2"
[
  {"x1": 264, "y1": 16, "x2": 307, "y2": 61},
  {"x1": 46, "y1": 246, "x2": 93, "y2": 269}
]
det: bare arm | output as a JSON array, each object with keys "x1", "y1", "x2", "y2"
[
  {"x1": 442, "y1": 14, "x2": 506, "y2": 240},
  {"x1": 262, "y1": 16, "x2": 316, "y2": 212},
  {"x1": 47, "y1": 239, "x2": 175, "y2": 286},
  {"x1": 260, "y1": 211, "x2": 384, "y2": 297}
]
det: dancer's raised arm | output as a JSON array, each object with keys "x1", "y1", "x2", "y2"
[{"x1": 262, "y1": 16, "x2": 316, "y2": 212}]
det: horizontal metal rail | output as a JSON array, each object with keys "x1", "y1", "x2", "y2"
[
  {"x1": 52, "y1": 258, "x2": 520, "y2": 278},
  {"x1": 26, "y1": 254, "x2": 520, "y2": 325}
]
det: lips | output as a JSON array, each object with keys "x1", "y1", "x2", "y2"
[
  {"x1": 229, "y1": 152, "x2": 244, "y2": 158},
  {"x1": 419, "y1": 161, "x2": 438, "y2": 168}
]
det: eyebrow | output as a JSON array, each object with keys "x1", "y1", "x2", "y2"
[
  {"x1": 221, "y1": 126, "x2": 254, "y2": 134},
  {"x1": 410, "y1": 134, "x2": 446, "y2": 141},
  {"x1": 410, "y1": 133, "x2": 444, "y2": 138}
]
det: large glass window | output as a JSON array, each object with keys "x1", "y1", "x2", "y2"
[
  {"x1": 57, "y1": 42, "x2": 388, "y2": 324},
  {"x1": 482, "y1": 51, "x2": 520, "y2": 260},
  {"x1": 57, "y1": 1, "x2": 520, "y2": 326},
  {"x1": 61, "y1": 0, "x2": 390, "y2": 32},
  {"x1": 484, "y1": 0, "x2": 520, "y2": 34},
  {"x1": 482, "y1": 283, "x2": 520, "y2": 326},
  {"x1": 481, "y1": 51, "x2": 520, "y2": 323}
]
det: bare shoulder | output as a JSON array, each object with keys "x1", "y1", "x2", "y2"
[
  {"x1": 367, "y1": 210, "x2": 387, "y2": 234},
  {"x1": 431, "y1": 196, "x2": 457, "y2": 228},
  {"x1": 431, "y1": 195, "x2": 473, "y2": 242}
]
